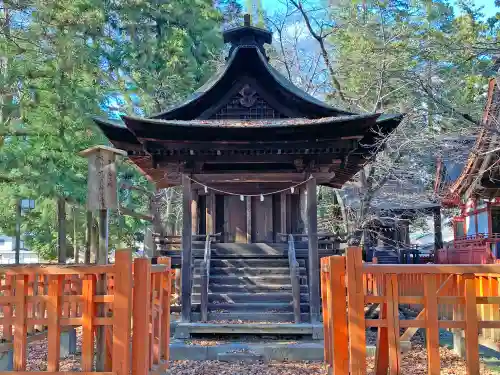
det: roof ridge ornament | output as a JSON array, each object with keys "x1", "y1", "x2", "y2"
[{"x1": 223, "y1": 13, "x2": 272, "y2": 61}]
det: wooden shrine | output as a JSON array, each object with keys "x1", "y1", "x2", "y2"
[
  {"x1": 93, "y1": 15, "x2": 403, "y2": 323},
  {"x1": 436, "y1": 78, "x2": 500, "y2": 263}
]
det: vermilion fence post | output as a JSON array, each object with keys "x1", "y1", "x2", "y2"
[
  {"x1": 132, "y1": 258, "x2": 152, "y2": 375},
  {"x1": 4, "y1": 275, "x2": 13, "y2": 342},
  {"x1": 464, "y1": 274, "x2": 480, "y2": 375},
  {"x1": 158, "y1": 257, "x2": 172, "y2": 366},
  {"x1": 13, "y1": 274, "x2": 28, "y2": 371},
  {"x1": 346, "y1": 247, "x2": 366, "y2": 375},
  {"x1": 330, "y1": 256, "x2": 349, "y2": 375},
  {"x1": 424, "y1": 274, "x2": 440, "y2": 375},
  {"x1": 112, "y1": 250, "x2": 133, "y2": 375},
  {"x1": 47, "y1": 275, "x2": 63, "y2": 372},
  {"x1": 81, "y1": 274, "x2": 96, "y2": 371},
  {"x1": 320, "y1": 257, "x2": 331, "y2": 369},
  {"x1": 385, "y1": 274, "x2": 400, "y2": 375}
]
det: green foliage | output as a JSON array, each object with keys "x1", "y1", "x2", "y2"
[{"x1": 0, "y1": 0, "x2": 224, "y2": 259}]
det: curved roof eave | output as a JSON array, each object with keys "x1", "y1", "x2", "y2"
[
  {"x1": 122, "y1": 113, "x2": 379, "y2": 129},
  {"x1": 448, "y1": 78, "x2": 497, "y2": 198},
  {"x1": 149, "y1": 46, "x2": 354, "y2": 120}
]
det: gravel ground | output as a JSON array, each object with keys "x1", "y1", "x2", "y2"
[
  {"x1": 16, "y1": 326, "x2": 500, "y2": 374},
  {"x1": 166, "y1": 346, "x2": 498, "y2": 375},
  {"x1": 165, "y1": 361, "x2": 326, "y2": 375}
]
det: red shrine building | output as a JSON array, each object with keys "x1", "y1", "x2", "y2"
[
  {"x1": 437, "y1": 78, "x2": 500, "y2": 264},
  {"x1": 93, "y1": 16, "x2": 403, "y2": 323}
]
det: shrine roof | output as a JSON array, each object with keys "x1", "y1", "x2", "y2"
[
  {"x1": 147, "y1": 45, "x2": 352, "y2": 120},
  {"x1": 94, "y1": 113, "x2": 402, "y2": 145},
  {"x1": 444, "y1": 78, "x2": 500, "y2": 201}
]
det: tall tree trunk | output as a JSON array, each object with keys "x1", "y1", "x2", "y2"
[
  {"x1": 85, "y1": 211, "x2": 92, "y2": 263},
  {"x1": 73, "y1": 206, "x2": 79, "y2": 263},
  {"x1": 57, "y1": 197, "x2": 67, "y2": 264}
]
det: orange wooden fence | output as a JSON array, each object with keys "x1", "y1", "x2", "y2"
[
  {"x1": 322, "y1": 247, "x2": 500, "y2": 375},
  {"x1": 0, "y1": 250, "x2": 172, "y2": 375}
]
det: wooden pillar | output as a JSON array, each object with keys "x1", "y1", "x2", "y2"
[
  {"x1": 280, "y1": 192, "x2": 287, "y2": 235},
  {"x1": 181, "y1": 174, "x2": 192, "y2": 322},
  {"x1": 434, "y1": 207, "x2": 443, "y2": 256},
  {"x1": 206, "y1": 192, "x2": 215, "y2": 235},
  {"x1": 246, "y1": 197, "x2": 252, "y2": 243},
  {"x1": 299, "y1": 187, "x2": 308, "y2": 233},
  {"x1": 191, "y1": 190, "x2": 198, "y2": 235},
  {"x1": 306, "y1": 177, "x2": 320, "y2": 322},
  {"x1": 223, "y1": 196, "x2": 230, "y2": 243}
]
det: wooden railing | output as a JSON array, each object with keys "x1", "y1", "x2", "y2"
[
  {"x1": 322, "y1": 247, "x2": 500, "y2": 375},
  {"x1": 200, "y1": 234, "x2": 212, "y2": 322},
  {"x1": 277, "y1": 233, "x2": 342, "y2": 251},
  {"x1": 287, "y1": 234, "x2": 301, "y2": 323},
  {"x1": 0, "y1": 251, "x2": 172, "y2": 375}
]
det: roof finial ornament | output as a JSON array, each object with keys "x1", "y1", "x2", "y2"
[{"x1": 244, "y1": 13, "x2": 251, "y2": 27}]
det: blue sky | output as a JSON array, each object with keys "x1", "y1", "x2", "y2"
[{"x1": 260, "y1": 0, "x2": 498, "y2": 17}]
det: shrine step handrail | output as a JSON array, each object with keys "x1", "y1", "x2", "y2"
[
  {"x1": 288, "y1": 234, "x2": 301, "y2": 323},
  {"x1": 200, "y1": 234, "x2": 212, "y2": 322}
]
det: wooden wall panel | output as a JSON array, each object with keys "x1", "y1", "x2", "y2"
[
  {"x1": 226, "y1": 196, "x2": 247, "y2": 243},
  {"x1": 252, "y1": 197, "x2": 274, "y2": 242}
]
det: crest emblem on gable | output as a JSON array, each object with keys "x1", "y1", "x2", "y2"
[{"x1": 238, "y1": 84, "x2": 257, "y2": 108}]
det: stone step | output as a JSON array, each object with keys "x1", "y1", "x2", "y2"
[
  {"x1": 192, "y1": 283, "x2": 309, "y2": 294},
  {"x1": 217, "y1": 352, "x2": 264, "y2": 363},
  {"x1": 196, "y1": 258, "x2": 307, "y2": 268},
  {"x1": 207, "y1": 275, "x2": 307, "y2": 285},
  {"x1": 208, "y1": 292, "x2": 309, "y2": 303},
  {"x1": 207, "y1": 267, "x2": 306, "y2": 277},
  {"x1": 173, "y1": 322, "x2": 322, "y2": 338},
  {"x1": 191, "y1": 311, "x2": 311, "y2": 322},
  {"x1": 208, "y1": 302, "x2": 310, "y2": 313},
  {"x1": 169, "y1": 340, "x2": 324, "y2": 361}
]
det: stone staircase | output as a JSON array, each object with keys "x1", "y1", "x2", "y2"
[
  {"x1": 192, "y1": 243, "x2": 310, "y2": 322},
  {"x1": 373, "y1": 247, "x2": 400, "y2": 264}
]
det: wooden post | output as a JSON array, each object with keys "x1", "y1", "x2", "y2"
[
  {"x1": 191, "y1": 190, "x2": 198, "y2": 235},
  {"x1": 280, "y1": 192, "x2": 287, "y2": 235},
  {"x1": 132, "y1": 258, "x2": 152, "y2": 375},
  {"x1": 112, "y1": 250, "x2": 132, "y2": 375},
  {"x1": 346, "y1": 246, "x2": 366, "y2": 374},
  {"x1": 330, "y1": 256, "x2": 349, "y2": 374},
  {"x1": 375, "y1": 298, "x2": 389, "y2": 375},
  {"x1": 453, "y1": 275, "x2": 465, "y2": 358},
  {"x1": 386, "y1": 274, "x2": 400, "y2": 375},
  {"x1": 464, "y1": 274, "x2": 479, "y2": 375},
  {"x1": 81, "y1": 274, "x2": 96, "y2": 371},
  {"x1": 424, "y1": 274, "x2": 440, "y2": 375},
  {"x1": 158, "y1": 258, "x2": 172, "y2": 365},
  {"x1": 47, "y1": 275, "x2": 63, "y2": 372},
  {"x1": 13, "y1": 275, "x2": 28, "y2": 371},
  {"x1": 306, "y1": 177, "x2": 320, "y2": 322},
  {"x1": 206, "y1": 192, "x2": 215, "y2": 235},
  {"x1": 246, "y1": 197, "x2": 252, "y2": 243},
  {"x1": 320, "y1": 257, "x2": 331, "y2": 368},
  {"x1": 490, "y1": 276, "x2": 500, "y2": 341},
  {"x1": 181, "y1": 174, "x2": 193, "y2": 322}
]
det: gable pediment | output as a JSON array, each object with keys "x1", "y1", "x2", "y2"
[{"x1": 201, "y1": 79, "x2": 291, "y2": 120}]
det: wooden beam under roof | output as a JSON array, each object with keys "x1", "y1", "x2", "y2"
[{"x1": 191, "y1": 172, "x2": 335, "y2": 184}]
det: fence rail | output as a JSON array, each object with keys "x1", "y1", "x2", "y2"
[
  {"x1": 0, "y1": 251, "x2": 172, "y2": 375},
  {"x1": 322, "y1": 247, "x2": 500, "y2": 375}
]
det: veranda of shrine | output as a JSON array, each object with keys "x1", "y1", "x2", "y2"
[{"x1": 1, "y1": 15, "x2": 500, "y2": 375}]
